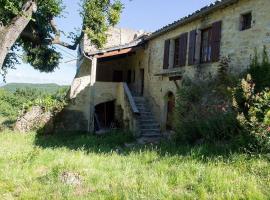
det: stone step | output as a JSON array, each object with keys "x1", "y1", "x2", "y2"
[
  {"x1": 141, "y1": 132, "x2": 162, "y2": 137},
  {"x1": 138, "y1": 109, "x2": 152, "y2": 113},
  {"x1": 139, "y1": 121, "x2": 158, "y2": 125},
  {"x1": 141, "y1": 128, "x2": 160, "y2": 133},
  {"x1": 140, "y1": 124, "x2": 160, "y2": 129},
  {"x1": 139, "y1": 111, "x2": 153, "y2": 116}
]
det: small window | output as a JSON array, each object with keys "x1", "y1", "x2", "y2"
[
  {"x1": 201, "y1": 28, "x2": 212, "y2": 63},
  {"x1": 240, "y1": 12, "x2": 252, "y2": 31},
  {"x1": 174, "y1": 38, "x2": 180, "y2": 67}
]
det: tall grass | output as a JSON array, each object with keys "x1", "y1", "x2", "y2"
[{"x1": 0, "y1": 131, "x2": 269, "y2": 199}]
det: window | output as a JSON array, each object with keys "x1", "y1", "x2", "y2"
[
  {"x1": 201, "y1": 28, "x2": 212, "y2": 63},
  {"x1": 174, "y1": 38, "x2": 180, "y2": 67},
  {"x1": 240, "y1": 12, "x2": 252, "y2": 31}
]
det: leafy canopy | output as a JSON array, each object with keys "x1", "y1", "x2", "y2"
[{"x1": 0, "y1": 0, "x2": 123, "y2": 77}]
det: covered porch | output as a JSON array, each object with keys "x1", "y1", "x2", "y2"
[{"x1": 89, "y1": 45, "x2": 145, "y2": 133}]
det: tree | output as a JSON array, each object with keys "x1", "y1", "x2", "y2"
[{"x1": 0, "y1": 0, "x2": 123, "y2": 80}]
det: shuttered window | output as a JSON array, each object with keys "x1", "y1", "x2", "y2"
[
  {"x1": 201, "y1": 28, "x2": 212, "y2": 63},
  {"x1": 211, "y1": 21, "x2": 222, "y2": 62},
  {"x1": 178, "y1": 32, "x2": 188, "y2": 67},
  {"x1": 200, "y1": 21, "x2": 222, "y2": 63},
  {"x1": 174, "y1": 38, "x2": 180, "y2": 67},
  {"x1": 163, "y1": 40, "x2": 170, "y2": 69},
  {"x1": 174, "y1": 33, "x2": 188, "y2": 67},
  {"x1": 188, "y1": 30, "x2": 197, "y2": 65}
]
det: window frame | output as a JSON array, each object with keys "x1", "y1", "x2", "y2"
[
  {"x1": 240, "y1": 12, "x2": 252, "y2": 31},
  {"x1": 200, "y1": 27, "x2": 213, "y2": 64}
]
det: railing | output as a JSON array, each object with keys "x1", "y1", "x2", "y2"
[{"x1": 123, "y1": 83, "x2": 140, "y2": 115}]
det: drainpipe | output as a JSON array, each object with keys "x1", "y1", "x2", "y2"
[{"x1": 83, "y1": 51, "x2": 94, "y2": 133}]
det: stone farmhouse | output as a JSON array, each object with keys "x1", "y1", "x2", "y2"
[{"x1": 62, "y1": 0, "x2": 270, "y2": 138}]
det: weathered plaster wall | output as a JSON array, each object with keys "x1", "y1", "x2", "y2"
[{"x1": 83, "y1": 27, "x2": 144, "y2": 53}]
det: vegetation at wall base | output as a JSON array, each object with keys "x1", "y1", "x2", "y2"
[{"x1": 174, "y1": 47, "x2": 270, "y2": 153}]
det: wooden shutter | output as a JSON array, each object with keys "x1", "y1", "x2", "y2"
[
  {"x1": 211, "y1": 21, "x2": 222, "y2": 62},
  {"x1": 188, "y1": 30, "x2": 197, "y2": 65},
  {"x1": 163, "y1": 40, "x2": 170, "y2": 69},
  {"x1": 179, "y1": 32, "x2": 188, "y2": 67}
]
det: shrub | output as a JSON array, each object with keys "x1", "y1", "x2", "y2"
[
  {"x1": 232, "y1": 75, "x2": 270, "y2": 152},
  {"x1": 0, "y1": 87, "x2": 68, "y2": 129},
  {"x1": 174, "y1": 78, "x2": 240, "y2": 144},
  {"x1": 249, "y1": 46, "x2": 270, "y2": 92},
  {"x1": 174, "y1": 58, "x2": 240, "y2": 144},
  {"x1": 231, "y1": 47, "x2": 270, "y2": 152}
]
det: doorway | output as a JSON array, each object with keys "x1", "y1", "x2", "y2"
[
  {"x1": 166, "y1": 92, "x2": 175, "y2": 130},
  {"x1": 95, "y1": 101, "x2": 115, "y2": 130}
]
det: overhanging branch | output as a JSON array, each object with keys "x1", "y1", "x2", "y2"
[{"x1": 50, "y1": 19, "x2": 83, "y2": 50}]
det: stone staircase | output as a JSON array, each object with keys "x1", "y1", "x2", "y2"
[{"x1": 133, "y1": 97, "x2": 162, "y2": 143}]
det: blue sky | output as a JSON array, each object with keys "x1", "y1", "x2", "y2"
[{"x1": 1, "y1": 0, "x2": 215, "y2": 85}]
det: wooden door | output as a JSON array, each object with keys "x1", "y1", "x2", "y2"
[{"x1": 166, "y1": 92, "x2": 175, "y2": 130}]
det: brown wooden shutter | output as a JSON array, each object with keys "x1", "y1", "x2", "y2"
[
  {"x1": 179, "y1": 32, "x2": 188, "y2": 67},
  {"x1": 188, "y1": 30, "x2": 197, "y2": 65},
  {"x1": 163, "y1": 40, "x2": 170, "y2": 69},
  {"x1": 211, "y1": 21, "x2": 222, "y2": 62}
]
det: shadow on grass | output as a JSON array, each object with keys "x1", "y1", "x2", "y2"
[{"x1": 34, "y1": 131, "x2": 244, "y2": 161}]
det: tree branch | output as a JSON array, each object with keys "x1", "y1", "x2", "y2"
[{"x1": 50, "y1": 19, "x2": 82, "y2": 50}]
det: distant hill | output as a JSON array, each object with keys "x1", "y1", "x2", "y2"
[{"x1": 1, "y1": 83, "x2": 69, "y2": 93}]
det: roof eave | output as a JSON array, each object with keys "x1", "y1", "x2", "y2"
[{"x1": 146, "y1": 0, "x2": 238, "y2": 41}]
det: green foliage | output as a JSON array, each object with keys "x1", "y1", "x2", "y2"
[
  {"x1": 0, "y1": 89, "x2": 28, "y2": 120},
  {"x1": 231, "y1": 47, "x2": 270, "y2": 152},
  {"x1": 174, "y1": 78, "x2": 239, "y2": 144},
  {"x1": 1, "y1": 0, "x2": 123, "y2": 76},
  {"x1": 232, "y1": 75, "x2": 270, "y2": 152},
  {"x1": 249, "y1": 46, "x2": 270, "y2": 92},
  {"x1": 1, "y1": 83, "x2": 68, "y2": 93},
  {"x1": 81, "y1": 0, "x2": 123, "y2": 48},
  {"x1": 22, "y1": 88, "x2": 67, "y2": 113},
  {"x1": 22, "y1": 45, "x2": 62, "y2": 72},
  {"x1": 0, "y1": 86, "x2": 68, "y2": 129},
  {"x1": 174, "y1": 57, "x2": 240, "y2": 144},
  {"x1": 0, "y1": 131, "x2": 270, "y2": 199}
]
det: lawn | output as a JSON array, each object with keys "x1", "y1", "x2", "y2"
[{"x1": 0, "y1": 131, "x2": 270, "y2": 200}]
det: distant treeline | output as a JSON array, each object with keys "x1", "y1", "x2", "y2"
[{"x1": 1, "y1": 83, "x2": 69, "y2": 93}]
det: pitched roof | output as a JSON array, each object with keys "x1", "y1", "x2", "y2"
[
  {"x1": 85, "y1": 0, "x2": 239, "y2": 56},
  {"x1": 146, "y1": 0, "x2": 238, "y2": 40}
]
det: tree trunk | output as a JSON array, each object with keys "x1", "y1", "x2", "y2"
[{"x1": 0, "y1": 1, "x2": 36, "y2": 69}]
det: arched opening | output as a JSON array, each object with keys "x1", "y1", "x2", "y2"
[
  {"x1": 166, "y1": 92, "x2": 175, "y2": 131},
  {"x1": 94, "y1": 100, "x2": 115, "y2": 131}
]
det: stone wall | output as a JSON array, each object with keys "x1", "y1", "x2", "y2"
[
  {"x1": 83, "y1": 27, "x2": 145, "y2": 54},
  {"x1": 74, "y1": 0, "x2": 270, "y2": 133},
  {"x1": 142, "y1": 0, "x2": 270, "y2": 131}
]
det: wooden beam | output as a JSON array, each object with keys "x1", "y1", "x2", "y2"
[{"x1": 95, "y1": 46, "x2": 140, "y2": 59}]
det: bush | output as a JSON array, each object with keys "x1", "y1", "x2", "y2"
[
  {"x1": 0, "y1": 87, "x2": 68, "y2": 129},
  {"x1": 232, "y1": 75, "x2": 270, "y2": 152},
  {"x1": 231, "y1": 47, "x2": 270, "y2": 152},
  {"x1": 174, "y1": 77, "x2": 240, "y2": 144}
]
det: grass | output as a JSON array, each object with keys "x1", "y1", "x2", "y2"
[{"x1": 0, "y1": 131, "x2": 270, "y2": 200}]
